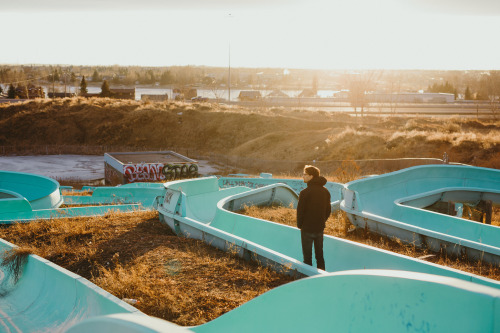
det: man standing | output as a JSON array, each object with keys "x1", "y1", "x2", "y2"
[{"x1": 297, "y1": 165, "x2": 331, "y2": 270}]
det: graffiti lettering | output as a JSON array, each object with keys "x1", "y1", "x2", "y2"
[
  {"x1": 162, "y1": 164, "x2": 198, "y2": 181},
  {"x1": 220, "y1": 178, "x2": 308, "y2": 195},
  {"x1": 123, "y1": 163, "x2": 165, "y2": 183},
  {"x1": 124, "y1": 163, "x2": 199, "y2": 183},
  {"x1": 164, "y1": 191, "x2": 173, "y2": 204}
]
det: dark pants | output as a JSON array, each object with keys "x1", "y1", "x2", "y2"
[{"x1": 301, "y1": 230, "x2": 325, "y2": 270}]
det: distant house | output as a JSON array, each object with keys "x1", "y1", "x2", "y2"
[
  {"x1": 82, "y1": 93, "x2": 100, "y2": 98},
  {"x1": 266, "y1": 90, "x2": 289, "y2": 98},
  {"x1": 141, "y1": 94, "x2": 169, "y2": 101},
  {"x1": 48, "y1": 92, "x2": 75, "y2": 98},
  {"x1": 366, "y1": 92, "x2": 455, "y2": 104},
  {"x1": 299, "y1": 89, "x2": 317, "y2": 98},
  {"x1": 172, "y1": 88, "x2": 197, "y2": 100},
  {"x1": 110, "y1": 88, "x2": 135, "y2": 100},
  {"x1": 333, "y1": 90, "x2": 350, "y2": 100},
  {"x1": 172, "y1": 88, "x2": 183, "y2": 100},
  {"x1": 83, "y1": 88, "x2": 135, "y2": 100},
  {"x1": 12, "y1": 85, "x2": 45, "y2": 99},
  {"x1": 238, "y1": 90, "x2": 261, "y2": 101},
  {"x1": 185, "y1": 88, "x2": 197, "y2": 100}
]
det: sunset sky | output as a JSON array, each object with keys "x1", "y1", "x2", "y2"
[{"x1": 1, "y1": 0, "x2": 499, "y2": 70}]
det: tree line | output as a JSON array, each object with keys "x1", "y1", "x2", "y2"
[{"x1": 1, "y1": 65, "x2": 500, "y2": 102}]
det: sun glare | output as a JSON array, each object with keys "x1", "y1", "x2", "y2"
[{"x1": 0, "y1": 0, "x2": 499, "y2": 69}]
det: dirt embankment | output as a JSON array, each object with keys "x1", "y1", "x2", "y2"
[{"x1": 0, "y1": 98, "x2": 499, "y2": 169}]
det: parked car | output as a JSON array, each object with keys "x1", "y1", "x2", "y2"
[{"x1": 191, "y1": 96, "x2": 208, "y2": 102}]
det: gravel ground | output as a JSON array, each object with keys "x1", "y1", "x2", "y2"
[{"x1": 0, "y1": 155, "x2": 219, "y2": 181}]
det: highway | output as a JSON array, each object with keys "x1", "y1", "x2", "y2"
[{"x1": 231, "y1": 100, "x2": 499, "y2": 117}]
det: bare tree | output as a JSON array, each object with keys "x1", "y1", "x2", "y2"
[
  {"x1": 343, "y1": 71, "x2": 381, "y2": 117},
  {"x1": 479, "y1": 71, "x2": 500, "y2": 119},
  {"x1": 207, "y1": 78, "x2": 225, "y2": 102},
  {"x1": 384, "y1": 72, "x2": 402, "y2": 113}
]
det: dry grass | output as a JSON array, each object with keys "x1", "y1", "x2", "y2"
[
  {"x1": 1, "y1": 99, "x2": 499, "y2": 172},
  {"x1": 238, "y1": 205, "x2": 500, "y2": 281},
  {"x1": 0, "y1": 211, "x2": 295, "y2": 326},
  {"x1": 0, "y1": 246, "x2": 34, "y2": 283},
  {"x1": 61, "y1": 190, "x2": 93, "y2": 196}
]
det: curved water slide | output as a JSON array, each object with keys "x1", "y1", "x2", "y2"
[
  {"x1": 62, "y1": 182, "x2": 165, "y2": 208},
  {"x1": 0, "y1": 171, "x2": 63, "y2": 210},
  {"x1": 218, "y1": 175, "x2": 343, "y2": 210},
  {"x1": 0, "y1": 238, "x2": 143, "y2": 332},
  {"x1": 2, "y1": 169, "x2": 500, "y2": 332},
  {"x1": 0, "y1": 170, "x2": 165, "y2": 223},
  {"x1": 157, "y1": 176, "x2": 500, "y2": 288},
  {"x1": 0, "y1": 172, "x2": 164, "y2": 330},
  {"x1": 342, "y1": 165, "x2": 500, "y2": 265},
  {"x1": 68, "y1": 270, "x2": 500, "y2": 333}
]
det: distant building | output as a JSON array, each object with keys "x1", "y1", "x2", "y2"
[
  {"x1": 82, "y1": 93, "x2": 100, "y2": 98},
  {"x1": 266, "y1": 90, "x2": 289, "y2": 98},
  {"x1": 13, "y1": 85, "x2": 45, "y2": 99},
  {"x1": 172, "y1": 88, "x2": 197, "y2": 100},
  {"x1": 48, "y1": 92, "x2": 76, "y2": 98},
  {"x1": 333, "y1": 90, "x2": 350, "y2": 99},
  {"x1": 172, "y1": 88, "x2": 183, "y2": 100},
  {"x1": 141, "y1": 94, "x2": 169, "y2": 101},
  {"x1": 299, "y1": 89, "x2": 317, "y2": 98},
  {"x1": 185, "y1": 88, "x2": 197, "y2": 100},
  {"x1": 110, "y1": 88, "x2": 135, "y2": 100},
  {"x1": 238, "y1": 90, "x2": 261, "y2": 101},
  {"x1": 83, "y1": 88, "x2": 136, "y2": 100},
  {"x1": 367, "y1": 92, "x2": 455, "y2": 103},
  {"x1": 104, "y1": 151, "x2": 198, "y2": 185}
]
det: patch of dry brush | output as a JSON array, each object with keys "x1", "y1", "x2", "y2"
[
  {"x1": 239, "y1": 205, "x2": 500, "y2": 281},
  {"x1": 0, "y1": 211, "x2": 295, "y2": 326},
  {"x1": 1, "y1": 99, "x2": 498, "y2": 171}
]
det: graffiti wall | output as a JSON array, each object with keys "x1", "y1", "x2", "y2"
[
  {"x1": 105, "y1": 163, "x2": 125, "y2": 185},
  {"x1": 124, "y1": 163, "x2": 164, "y2": 183},
  {"x1": 123, "y1": 163, "x2": 199, "y2": 183}
]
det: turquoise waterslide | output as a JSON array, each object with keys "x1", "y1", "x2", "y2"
[
  {"x1": 157, "y1": 176, "x2": 500, "y2": 288},
  {"x1": 218, "y1": 176, "x2": 343, "y2": 210},
  {"x1": 62, "y1": 182, "x2": 165, "y2": 207},
  {"x1": 67, "y1": 270, "x2": 500, "y2": 333},
  {"x1": 0, "y1": 170, "x2": 63, "y2": 211},
  {"x1": 342, "y1": 165, "x2": 500, "y2": 265},
  {"x1": 0, "y1": 172, "x2": 165, "y2": 331},
  {"x1": 2, "y1": 168, "x2": 500, "y2": 332},
  {"x1": 0, "y1": 170, "x2": 165, "y2": 223},
  {"x1": 0, "y1": 238, "x2": 143, "y2": 332}
]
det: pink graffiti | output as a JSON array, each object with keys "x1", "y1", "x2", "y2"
[{"x1": 124, "y1": 163, "x2": 165, "y2": 183}]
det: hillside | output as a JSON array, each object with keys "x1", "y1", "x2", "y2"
[{"x1": 0, "y1": 98, "x2": 499, "y2": 172}]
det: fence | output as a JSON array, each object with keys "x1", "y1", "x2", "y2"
[{"x1": 0, "y1": 145, "x2": 450, "y2": 177}]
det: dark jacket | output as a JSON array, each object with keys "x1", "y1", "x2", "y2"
[{"x1": 297, "y1": 176, "x2": 331, "y2": 233}]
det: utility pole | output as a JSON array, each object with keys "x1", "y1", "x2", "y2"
[
  {"x1": 228, "y1": 42, "x2": 231, "y2": 102},
  {"x1": 227, "y1": 13, "x2": 233, "y2": 103}
]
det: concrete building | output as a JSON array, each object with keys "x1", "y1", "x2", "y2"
[
  {"x1": 238, "y1": 90, "x2": 262, "y2": 101},
  {"x1": 110, "y1": 88, "x2": 135, "y2": 100},
  {"x1": 104, "y1": 151, "x2": 198, "y2": 185},
  {"x1": 367, "y1": 92, "x2": 455, "y2": 103},
  {"x1": 141, "y1": 94, "x2": 169, "y2": 102}
]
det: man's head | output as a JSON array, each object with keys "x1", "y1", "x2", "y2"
[{"x1": 303, "y1": 165, "x2": 320, "y2": 183}]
